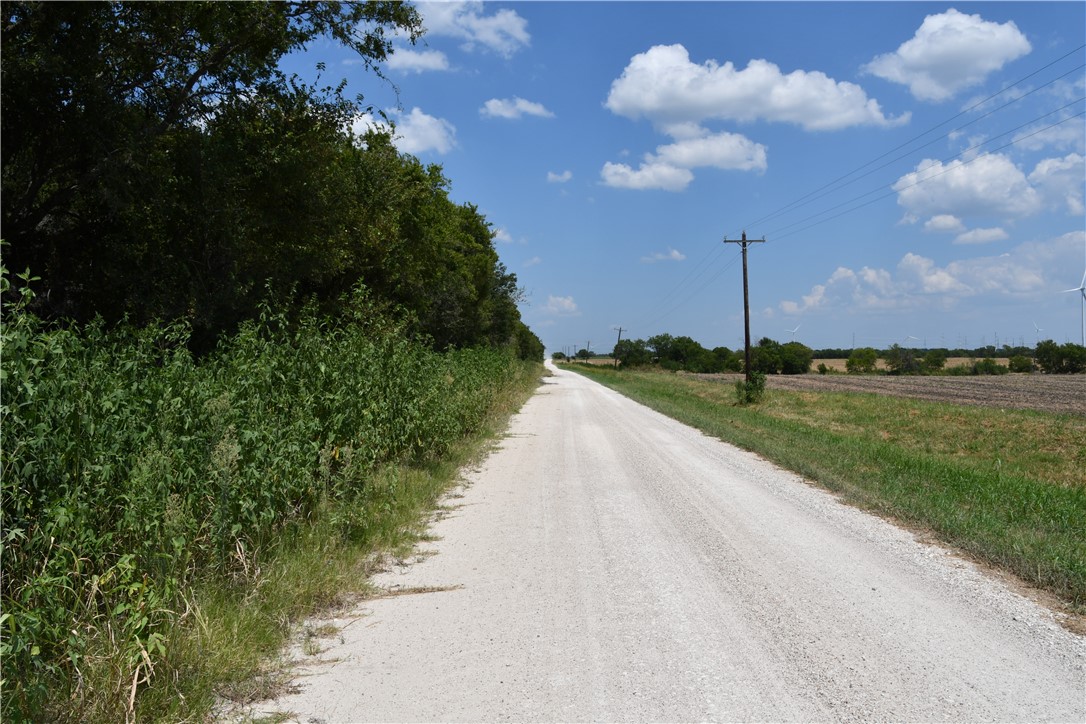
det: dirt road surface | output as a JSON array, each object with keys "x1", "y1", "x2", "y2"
[{"x1": 252, "y1": 362, "x2": 1084, "y2": 722}]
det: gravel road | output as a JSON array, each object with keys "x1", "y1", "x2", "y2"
[{"x1": 253, "y1": 362, "x2": 1085, "y2": 722}]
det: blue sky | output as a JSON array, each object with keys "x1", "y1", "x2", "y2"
[{"x1": 280, "y1": 2, "x2": 1086, "y2": 353}]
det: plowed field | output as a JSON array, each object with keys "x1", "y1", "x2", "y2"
[{"x1": 698, "y1": 372, "x2": 1086, "y2": 416}]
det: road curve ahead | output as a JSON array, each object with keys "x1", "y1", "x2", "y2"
[{"x1": 257, "y1": 363, "x2": 1085, "y2": 722}]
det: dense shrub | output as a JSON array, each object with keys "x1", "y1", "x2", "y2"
[
  {"x1": 1035, "y1": 340, "x2": 1086, "y2": 374},
  {"x1": 779, "y1": 342, "x2": 813, "y2": 375},
  {"x1": 946, "y1": 358, "x2": 1009, "y2": 376},
  {"x1": 921, "y1": 349, "x2": 947, "y2": 373},
  {"x1": 883, "y1": 344, "x2": 921, "y2": 375},
  {"x1": 1, "y1": 278, "x2": 523, "y2": 719},
  {"x1": 1009, "y1": 355, "x2": 1034, "y2": 373},
  {"x1": 846, "y1": 347, "x2": 879, "y2": 373},
  {"x1": 973, "y1": 358, "x2": 1009, "y2": 375},
  {"x1": 749, "y1": 338, "x2": 783, "y2": 375},
  {"x1": 734, "y1": 371, "x2": 767, "y2": 405}
]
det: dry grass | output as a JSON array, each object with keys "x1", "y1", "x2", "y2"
[{"x1": 813, "y1": 357, "x2": 1011, "y2": 372}]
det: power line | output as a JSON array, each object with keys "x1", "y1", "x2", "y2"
[
  {"x1": 746, "y1": 63, "x2": 1085, "y2": 234},
  {"x1": 637, "y1": 250, "x2": 742, "y2": 330},
  {"x1": 647, "y1": 242, "x2": 730, "y2": 314},
  {"x1": 769, "y1": 109, "x2": 1086, "y2": 242},
  {"x1": 735, "y1": 44, "x2": 1086, "y2": 237}
]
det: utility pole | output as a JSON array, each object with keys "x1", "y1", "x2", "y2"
[
  {"x1": 724, "y1": 231, "x2": 766, "y2": 383},
  {"x1": 613, "y1": 327, "x2": 625, "y2": 368}
]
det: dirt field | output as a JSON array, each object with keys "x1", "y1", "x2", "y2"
[{"x1": 699, "y1": 370, "x2": 1086, "y2": 416}]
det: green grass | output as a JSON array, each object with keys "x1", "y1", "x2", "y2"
[{"x1": 571, "y1": 366, "x2": 1086, "y2": 609}]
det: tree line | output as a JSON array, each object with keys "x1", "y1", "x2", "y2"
[
  {"x1": 564, "y1": 335, "x2": 1085, "y2": 375},
  {"x1": 600, "y1": 334, "x2": 815, "y2": 375},
  {"x1": 2, "y1": 1, "x2": 542, "y2": 360}
]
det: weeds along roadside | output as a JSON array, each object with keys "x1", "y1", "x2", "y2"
[
  {"x1": 568, "y1": 365, "x2": 1086, "y2": 612},
  {"x1": 1, "y1": 274, "x2": 542, "y2": 722}
]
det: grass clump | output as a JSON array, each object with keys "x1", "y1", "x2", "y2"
[
  {"x1": 1, "y1": 272, "x2": 541, "y2": 722},
  {"x1": 571, "y1": 365, "x2": 1086, "y2": 608}
]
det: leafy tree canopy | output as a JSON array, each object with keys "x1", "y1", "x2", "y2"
[
  {"x1": 2, "y1": 2, "x2": 543, "y2": 359},
  {"x1": 846, "y1": 347, "x2": 879, "y2": 374}
]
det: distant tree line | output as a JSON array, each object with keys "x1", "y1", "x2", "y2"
[
  {"x1": 2, "y1": 1, "x2": 541, "y2": 360},
  {"x1": 849, "y1": 340, "x2": 1085, "y2": 375},
  {"x1": 606, "y1": 334, "x2": 814, "y2": 375},
  {"x1": 561, "y1": 334, "x2": 1084, "y2": 376},
  {"x1": 814, "y1": 344, "x2": 1038, "y2": 360}
]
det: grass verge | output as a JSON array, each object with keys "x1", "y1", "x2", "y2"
[
  {"x1": 570, "y1": 366, "x2": 1086, "y2": 610},
  {"x1": 129, "y1": 362, "x2": 543, "y2": 722}
]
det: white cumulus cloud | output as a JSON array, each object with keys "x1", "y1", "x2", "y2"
[
  {"x1": 641, "y1": 248, "x2": 686, "y2": 263},
  {"x1": 1029, "y1": 153, "x2": 1085, "y2": 215},
  {"x1": 652, "y1": 131, "x2": 767, "y2": 173},
  {"x1": 353, "y1": 108, "x2": 456, "y2": 155},
  {"x1": 387, "y1": 48, "x2": 449, "y2": 73},
  {"x1": 1013, "y1": 115, "x2": 1086, "y2": 154},
  {"x1": 923, "y1": 214, "x2": 966, "y2": 233},
  {"x1": 893, "y1": 153, "x2": 1042, "y2": 220},
  {"x1": 864, "y1": 8, "x2": 1031, "y2": 102},
  {"x1": 419, "y1": 1, "x2": 529, "y2": 58},
  {"x1": 481, "y1": 97, "x2": 555, "y2": 120},
  {"x1": 601, "y1": 129, "x2": 766, "y2": 191},
  {"x1": 547, "y1": 170, "x2": 573, "y2": 183},
  {"x1": 606, "y1": 44, "x2": 906, "y2": 132},
  {"x1": 954, "y1": 227, "x2": 1008, "y2": 245},
  {"x1": 779, "y1": 233, "x2": 1080, "y2": 315},
  {"x1": 600, "y1": 161, "x2": 693, "y2": 192},
  {"x1": 392, "y1": 107, "x2": 456, "y2": 155},
  {"x1": 544, "y1": 295, "x2": 579, "y2": 316}
]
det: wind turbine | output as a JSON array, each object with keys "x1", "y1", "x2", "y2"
[
  {"x1": 1063, "y1": 267, "x2": 1086, "y2": 346},
  {"x1": 785, "y1": 324, "x2": 801, "y2": 342},
  {"x1": 1032, "y1": 321, "x2": 1044, "y2": 346}
]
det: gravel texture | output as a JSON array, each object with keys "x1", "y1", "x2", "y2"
[{"x1": 249, "y1": 362, "x2": 1085, "y2": 722}]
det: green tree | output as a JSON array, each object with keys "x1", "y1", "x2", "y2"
[
  {"x1": 750, "y1": 337, "x2": 782, "y2": 374},
  {"x1": 671, "y1": 335, "x2": 712, "y2": 371},
  {"x1": 1008, "y1": 355, "x2": 1034, "y2": 373},
  {"x1": 614, "y1": 338, "x2": 652, "y2": 367},
  {"x1": 646, "y1": 333, "x2": 675, "y2": 363},
  {"x1": 1036, "y1": 340, "x2": 1086, "y2": 374},
  {"x1": 712, "y1": 346, "x2": 741, "y2": 372},
  {"x1": 779, "y1": 342, "x2": 813, "y2": 375},
  {"x1": 921, "y1": 349, "x2": 948, "y2": 374},
  {"x1": 2, "y1": 2, "x2": 540, "y2": 358},
  {"x1": 3, "y1": 2, "x2": 422, "y2": 324},
  {"x1": 513, "y1": 321, "x2": 544, "y2": 362},
  {"x1": 883, "y1": 344, "x2": 920, "y2": 375},
  {"x1": 846, "y1": 347, "x2": 879, "y2": 373}
]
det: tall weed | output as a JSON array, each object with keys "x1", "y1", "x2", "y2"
[{"x1": 1, "y1": 273, "x2": 520, "y2": 720}]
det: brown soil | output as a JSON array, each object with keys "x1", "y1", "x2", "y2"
[{"x1": 700, "y1": 370, "x2": 1086, "y2": 416}]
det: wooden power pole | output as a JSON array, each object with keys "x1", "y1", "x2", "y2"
[
  {"x1": 724, "y1": 231, "x2": 765, "y2": 383},
  {"x1": 613, "y1": 327, "x2": 625, "y2": 368}
]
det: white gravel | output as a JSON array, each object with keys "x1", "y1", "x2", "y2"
[{"x1": 249, "y1": 361, "x2": 1085, "y2": 722}]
